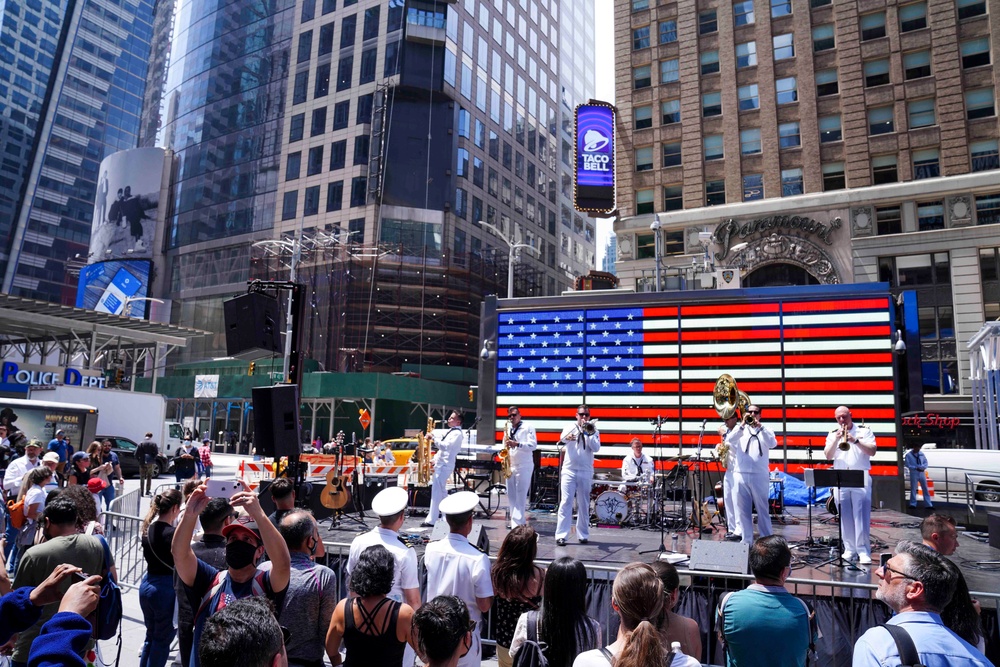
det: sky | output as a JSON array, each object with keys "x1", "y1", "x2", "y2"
[{"x1": 593, "y1": 1, "x2": 616, "y2": 268}]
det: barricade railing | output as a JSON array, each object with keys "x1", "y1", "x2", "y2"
[
  {"x1": 108, "y1": 487, "x2": 141, "y2": 517},
  {"x1": 102, "y1": 511, "x2": 147, "y2": 591}
]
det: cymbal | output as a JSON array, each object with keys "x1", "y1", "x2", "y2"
[{"x1": 668, "y1": 455, "x2": 692, "y2": 461}]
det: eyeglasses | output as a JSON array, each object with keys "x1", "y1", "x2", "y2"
[
  {"x1": 280, "y1": 626, "x2": 291, "y2": 644},
  {"x1": 879, "y1": 563, "x2": 920, "y2": 583},
  {"x1": 746, "y1": 410, "x2": 760, "y2": 415},
  {"x1": 508, "y1": 412, "x2": 519, "y2": 417},
  {"x1": 578, "y1": 412, "x2": 590, "y2": 417}
]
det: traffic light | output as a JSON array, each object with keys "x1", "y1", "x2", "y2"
[
  {"x1": 468, "y1": 388, "x2": 474, "y2": 402},
  {"x1": 114, "y1": 369, "x2": 124, "y2": 384},
  {"x1": 248, "y1": 362, "x2": 256, "y2": 376}
]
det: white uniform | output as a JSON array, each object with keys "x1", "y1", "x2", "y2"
[
  {"x1": 504, "y1": 420, "x2": 537, "y2": 527},
  {"x1": 556, "y1": 424, "x2": 600, "y2": 542},
  {"x1": 424, "y1": 533, "x2": 494, "y2": 667},
  {"x1": 727, "y1": 423, "x2": 778, "y2": 544},
  {"x1": 619, "y1": 452, "x2": 653, "y2": 494},
  {"x1": 3, "y1": 454, "x2": 41, "y2": 497},
  {"x1": 825, "y1": 423, "x2": 875, "y2": 559},
  {"x1": 346, "y1": 526, "x2": 419, "y2": 602},
  {"x1": 716, "y1": 436, "x2": 738, "y2": 535},
  {"x1": 427, "y1": 427, "x2": 465, "y2": 524}
]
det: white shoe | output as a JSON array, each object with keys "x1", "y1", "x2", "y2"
[
  {"x1": 842, "y1": 551, "x2": 856, "y2": 560},
  {"x1": 858, "y1": 554, "x2": 872, "y2": 564}
]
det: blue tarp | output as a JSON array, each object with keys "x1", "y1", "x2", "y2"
[{"x1": 703, "y1": 471, "x2": 831, "y2": 506}]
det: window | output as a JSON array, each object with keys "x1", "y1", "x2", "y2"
[
  {"x1": 308, "y1": 145, "x2": 324, "y2": 175},
  {"x1": 706, "y1": 180, "x2": 726, "y2": 206},
  {"x1": 977, "y1": 193, "x2": 1000, "y2": 225},
  {"x1": 899, "y1": 3, "x2": 927, "y2": 31},
  {"x1": 734, "y1": 1, "x2": 754, "y2": 26},
  {"x1": 864, "y1": 59, "x2": 890, "y2": 87},
  {"x1": 313, "y1": 63, "x2": 331, "y2": 98},
  {"x1": 336, "y1": 55, "x2": 353, "y2": 91},
  {"x1": 743, "y1": 174, "x2": 763, "y2": 201},
  {"x1": 632, "y1": 0, "x2": 649, "y2": 9},
  {"x1": 776, "y1": 77, "x2": 797, "y2": 104},
  {"x1": 635, "y1": 147, "x2": 654, "y2": 172},
  {"x1": 699, "y1": 10, "x2": 718, "y2": 34},
  {"x1": 966, "y1": 87, "x2": 996, "y2": 119},
  {"x1": 971, "y1": 139, "x2": 1000, "y2": 171},
  {"x1": 289, "y1": 113, "x2": 305, "y2": 142},
  {"x1": 869, "y1": 106, "x2": 894, "y2": 135},
  {"x1": 633, "y1": 26, "x2": 650, "y2": 50},
  {"x1": 457, "y1": 108, "x2": 470, "y2": 138},
  {"x1": 319, "y1": 22, "x2": 334, "y2": 55},
  {"x1": 359, "y1": 47, "x2": 376, "y2": 84},
  {"x1": 771, "y1": 0, "x2": 791, "y2": 18},
  {"x1": 457, "y1": 148, "x2": 469, "y2": 178},
  {"x1": 816, "y1": 68, "x2": 838, "y2": 96},
  {"x1": 635, "y1": 105, "x2": 653, "y2": 129},
  {"x1": 474, "y1": 157, "x2": 484, "y2": 188},
  {"x1": 703, "y1": 92, "x2": 722, "y2": 117},
  {"x1": 326, "y1": 181, "x2": 343, "y2": 211},
  {"x1": 304, "y1": 186, "x2": 320, "y2": 216},
  {"x1": 333, "y1": 101, "x2": 350, "y2": 129},
  {"x1": 311, "y1": 107, "x2": 327, "y2": 136},
  {"x1": 983, "y1": 248, "x2": 1000, "y2": 321},
  {"x1": 636, "y1": 189, "x2": 654, "y2": 214},
  {"x1": 876, "y1": 205, "x2": 902, "y2": 234},
  {"x1": 904, "y1": 51, "x2": 931, "y2": 80},
  {"x1": 872, "y1": 155, "x2": 898, "y2": 184},
  {"x1": 779, "y1": 122, "x2": 800, "y2": 148},
  {"x1": 363, "y1": 5, "x2": 379, "y2": 39},
  {"x1": 660, "y1": 59, "x2": 679, "y2": 83},
  {"x1": 662, "y1": 100, "x2": 680, "y2": 124},
  {"x1": 329, "y1": 140, "x2": 346, "y2": 170},
  {"x1": 282, "y1": 191, "x2": 298, "y2": 220},
  {"x1": 301, "y1": 0, "x2": 315, "y2": 22},
  {"x1": 961, "y1": 38, "x2": 991, "y2": 68},
  {"x1": 384, "y1": 39, "x2": 401, "y2": 76},
  {"x1": 773, "y1": 34, "x2": 794, "y2": 60},
  {"x1": 322, "y1": 0, "x2": 335, "y2": 15},
  {"x1": 388, "y1": 0, "x2": 403, "y2": 30},
  {"x1": 957, "y1": 0, "x2": 987, "y2": 20},
  {"x1": 297, "y1": 31, "x2": 313, "y2": 64},
  {"x1": 918, "y1": 202, "x2": 944, "y2": 231},
  {"x1": 487, "y1": 168, "x2": 498, "y2": 196},
  {"x1": 662, "y1": 141, "x2": 681, "y2": 167},
  {"x1": 659, "y1": 20, "x2": 677, "y2": 43},
  {"x1": 861, "y1": 12, "x2": 886, "y2": 40},
  {"x1": 341, "y1": 14, "x2": 356, "y2": 47},
  {"x1": 913, "y1": 148, "x2": 940, "y2": 179},
  {"x1": 634, "y1": 65, "x2": 651, "y2": 89},
  {"x1": 781, "y1": 168, "x2": 803, "y2": 196},
  {"x1": 357, "y1": 94, "x2": 373, "y2": 124},
  {"x1": 819, "y1": 115, "x2": 842, "y2": 143},
  {"x1": 813, "y1": 25, "x2": 834, "y2": 52},
  {"x1": 736, "y1": 41, "x2": 757, "y2": 68},
  {"x1": 286, "y1": 152, "x2": 301, "y2": 180},
  {"x1": 350, "y1": 177, "x2": 367, "y2": 207},
  {"x1": 741, "y1": 128, "x2": 761, "y2": 154},
  {"x1": 293, "y1": 71, "x2": 309, "y2": 104},
  {"x1": 704, "y1": 135, "x2": 724, "y2": 161},
  {"x1": 908, "y1": 99, "x2": 936, "y2": 128},
  {"x1": 822, "y1": 162, "x2": 845, "y2": 190},
  {"x1": 811, "y1": 0, "x2": 831, "y2": 6},
  {"x1": 348, "y1": 217, "x2": 364, "y2": 242},
  {"x1": 700, "y1": 50, "x2": 720, "y2": 75},
  {"x1": 663, "y1": 185, "x2": 682, "y2": 211},
  {"x1": 354, "y1": 135, "x2": 369, "y2": 165},
  {"x1": 738, "y1": 84, "x2": 759, "y2": 111},
  {"x1": 455, "y1": 188, "x2": 467, "y2": 219}
]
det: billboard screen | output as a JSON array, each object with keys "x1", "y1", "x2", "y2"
[
  {"x1": 574, "y1": 102, "x2": 617, "y2": 213},
  {"x1": 75, "y1": 259, "x2": 152, "y2": 316},
  {"x1": 490, "y1": 287, "x2": 899, "y2": 476},
  {"x1": 88, "y1": 147, "x2": 165, "y2": 261}
]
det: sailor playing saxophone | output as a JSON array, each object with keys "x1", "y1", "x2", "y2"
[{"x1": 502, "y1": 406, "x2": 536, "y2": 529}]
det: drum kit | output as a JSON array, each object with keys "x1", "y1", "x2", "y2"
[{"x1": 589, "y1": 469, "x2": 690, "y2": 528}]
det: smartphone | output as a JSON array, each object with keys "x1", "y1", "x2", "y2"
[
  {"x1": 73, "y1": 571, "x2": 91, "y2": 582},
  {"x1": 879, "y1": 553, "x2": 891, "y2": 569},
  {"x1": 205, "y1": 479, "x2": 240, "y2": 498}
]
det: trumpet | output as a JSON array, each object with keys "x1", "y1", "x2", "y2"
[
  {"x1": 838, "y1": 425, "x2": 851, "y2": 451},
  {"x1": 498, "y1": 417, "x2": 514, "y2": 479}
]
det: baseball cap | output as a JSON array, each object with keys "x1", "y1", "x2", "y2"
[
  {"x1": 71, "y1": 451, "x2": 90, "y2": 463},
  {"x1": 25, "y1": 439, "x2": 43, "y2": 449},
  {"x1": 222, "y1": 514, "x2": 261, "y2": 543},
  {"x1": 42, "y1": 452, "x2": 60, "y2": 463},
  {"x1": 55, "y1": 429, "x2": 65, "y2": 436}
]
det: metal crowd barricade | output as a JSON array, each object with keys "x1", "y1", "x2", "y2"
[
  {"x1": 101, "y1": 510, "x2": 147, "y2": 590},
  {"x1": 108, "y1": 487, "x2": 141, "y2": 517}
]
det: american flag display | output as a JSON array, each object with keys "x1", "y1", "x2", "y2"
[{"x1": 489, "y1": 285, "x2": 899, "y2": 476}]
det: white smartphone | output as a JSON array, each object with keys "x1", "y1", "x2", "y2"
[{"x1": 205, "y1": 479, "x2": 240, "y2": 498}]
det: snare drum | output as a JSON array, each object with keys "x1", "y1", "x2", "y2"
[{"x1": 593, "y1": 490, "x2": 631, "y2": 524}]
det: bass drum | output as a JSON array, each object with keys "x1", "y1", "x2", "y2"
[{"x1": 594, "y1": 490, "x2": 630, "y2": 524}]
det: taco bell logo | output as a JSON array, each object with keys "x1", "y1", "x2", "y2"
[
  {"x1": 581, "y1": 130, "x2": 611, "y2": 172},
  {"x1": 574, "y1": 102, "x2": 616, "y2": 211},
  {"x1": 583, "y1": 130, "x2": 610, "y2": 152}
]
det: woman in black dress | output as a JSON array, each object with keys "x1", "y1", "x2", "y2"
[{"x1": 491, "y1": 526, "x2": 545, "y2": 667}]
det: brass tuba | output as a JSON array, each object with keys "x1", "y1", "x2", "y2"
[
  {"x1": 498, "y1": 417, "x2": 513, "y2": 479},
  {"x1": 416, "y1": 416, "x2": 435, "y2": 485},
  {"x1": 713, "y1": 374, "x2": 752, "y2": 468}
]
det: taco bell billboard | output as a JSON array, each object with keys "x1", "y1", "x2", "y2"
[{"x1": 574, "y1": 102, "x2": 617, "y2": 214}]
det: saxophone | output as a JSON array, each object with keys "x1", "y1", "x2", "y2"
[
  {"x1": 716, "y1": 439, "x2": 731, "y2": 469},
  {"x1": 498, "y1": 417, "x2": 513, "y2": 480},
  {"x1": 416, "y1": 416, "x2": 434, "y2": 485}
]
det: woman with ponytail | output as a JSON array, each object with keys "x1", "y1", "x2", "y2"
[
  {"x1": 573, "y1": 562, "x2": 699, "y2": 667},
  {"x1": 139, "y1": 488, "x2": 183, "y2": 667},
  {"x1": 651, "y1": 561, "x2": 702, "y2": 659}
]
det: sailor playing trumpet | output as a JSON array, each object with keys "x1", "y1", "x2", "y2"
[
  {"x1": 824, "y1": 405, "x2": 877, "y2": 564},
  {"x1": 555, "y1": 404, "x2": 600, "y2": 546},
  {"x1": 726, "y1": 404, "x2": 778, "y2": 544}
]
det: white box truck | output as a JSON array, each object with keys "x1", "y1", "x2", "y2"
[{"x1": 31, "y1": 385, "x2": 184, "y2": 459}]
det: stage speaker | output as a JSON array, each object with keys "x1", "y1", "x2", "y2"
[
  {"x1": 988, "y1": 512, "x2": 1000, "y2": 550},
  {"x1": 429, "y1": 518, "x2": 490, "y2": 553},
  {"x1": 359, "y1": 476, "x2": 398, "y2": 510},
  {"x1": 408, "y1": 485, "x2": 432, "y2": 509},
  {"x1": 688, "y1": 540, "x2": 750, "y2": 574},
  {"x1": 252, "y1": 385, "x2": 301, "y2": 459},
  {"x1": 258, "y1": 479, "x2": 333, "y2": 521},
  {"x1": 224, "y1": 292, "x2": 281, "y2": 360}
]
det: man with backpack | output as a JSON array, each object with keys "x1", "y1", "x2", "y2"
[{"x1": 853, "y1": 540, "x2": 993, "y2": 667}]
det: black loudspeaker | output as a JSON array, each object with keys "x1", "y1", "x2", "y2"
[
  {"x1": 988, "y1": 512, "x2": 1000, "y2": 550},
  {"x1": 361, "y1": 476, "x2": 398, "y2": 510},
  {"x1": 224, "y1": 292, "x2": 281, "y2": 360},
  {"x1": 252, "y1": 385, "x2": 301, "y2": 459}
]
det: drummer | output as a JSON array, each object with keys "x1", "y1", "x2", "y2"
[{"x1": 619, "y1": 437, "x2": 654, "y2": 492}]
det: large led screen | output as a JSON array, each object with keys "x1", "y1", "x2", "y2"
[
  {"x1": 88, "y1": 147, "x2": 165, "y2": 262},
  {"x1": 75, "y1": 259, "x2": 152, "y2": 316},
  {"x1": 489, "y1": 285, "x2": 898, "y2": 476}
]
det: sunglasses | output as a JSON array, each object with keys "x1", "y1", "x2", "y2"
[
  {"x1": 578, "y1": 412, "x2": 590, "y2": 417},
  {"x1": 746, "y1": 410, "x2": 760, "y2": 415}
]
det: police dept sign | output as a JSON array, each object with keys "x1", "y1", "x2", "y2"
[
  {"x1": 574, "y1": 102, "x2": 617, "y2": 214},
  {"x1": 1, "y1": 361, "x2": 108, "y2": 393}
]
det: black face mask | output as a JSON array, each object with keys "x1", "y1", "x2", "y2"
[{"x1": 225, "y1": 540, "x2": 259, "y2": 569}]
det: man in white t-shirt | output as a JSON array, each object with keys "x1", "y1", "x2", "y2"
[{"x1": 424, "y1": 491, "x2": 493, "y2": 667}]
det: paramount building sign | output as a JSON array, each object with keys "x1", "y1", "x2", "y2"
[{"x1": 712, "y1": 215, "x2": 841, "y2": 262}]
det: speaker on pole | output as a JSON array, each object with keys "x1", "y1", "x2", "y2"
[
  {"x1": 252, "y1": 385, "x2": 301, "y2": 459},
  {"x1": 224, "y1": 292, "x2": 281, "y2": 360}
]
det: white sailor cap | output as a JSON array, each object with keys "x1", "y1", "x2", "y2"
[
  {"x1": 371, "y1": 486, "x2": 408, "y2": 516},
  {"x1": 439, "y1": 490, "x2": 480, "y2": 515}
]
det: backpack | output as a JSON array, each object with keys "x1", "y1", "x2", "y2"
[
  {"x1": 96, "y1": 534, "x2": 124, "y2": 642},
  {"x1": 512, "y1": 611, "x2": 549, "y2": 667},
  {"x1": 6, "y1": 498, "x2": 25, "y2": 529},
  {"x1": 882, "y1": 624, "x2": 927, "y2": 667}
]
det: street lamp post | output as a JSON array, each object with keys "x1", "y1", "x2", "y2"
[
  {"x1": 650, "y1": 214, "x2": 663, "y2": 292},
  {"x1": 477, "y1": 220, "x2": 541, "y2": 298}
]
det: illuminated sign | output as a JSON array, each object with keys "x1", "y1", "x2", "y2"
[
  {"x1": 75, "y1": 259, "x2": 152, "y2": 317},
  {"x1": 574, "y1": 102, "x2": 617, "y2": 213},
  {"x1": 0, "y1": 362, "x2": 108, "y2": 393}
]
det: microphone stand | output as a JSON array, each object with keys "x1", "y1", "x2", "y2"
[
  {"x1": 693, "y1": 419, "x2": 709, "y2": 540},
  {"x1": 640, "y1": 416, "x2": 672, "y2": 555}
]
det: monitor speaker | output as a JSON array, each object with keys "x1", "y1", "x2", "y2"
[
  {"x1": 252, "y1": 385, "x2": 301, "y2": 459},
  {"x1": 429, "y1": 518, "x2": 490, "y2": 554},
  {"x1": 224, "y1": 292, "x2": 281, "y2": 360}
]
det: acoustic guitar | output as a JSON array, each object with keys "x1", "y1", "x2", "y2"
[{"x1": 321, "y1": 431, "x2": 351, "y2": 510}]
